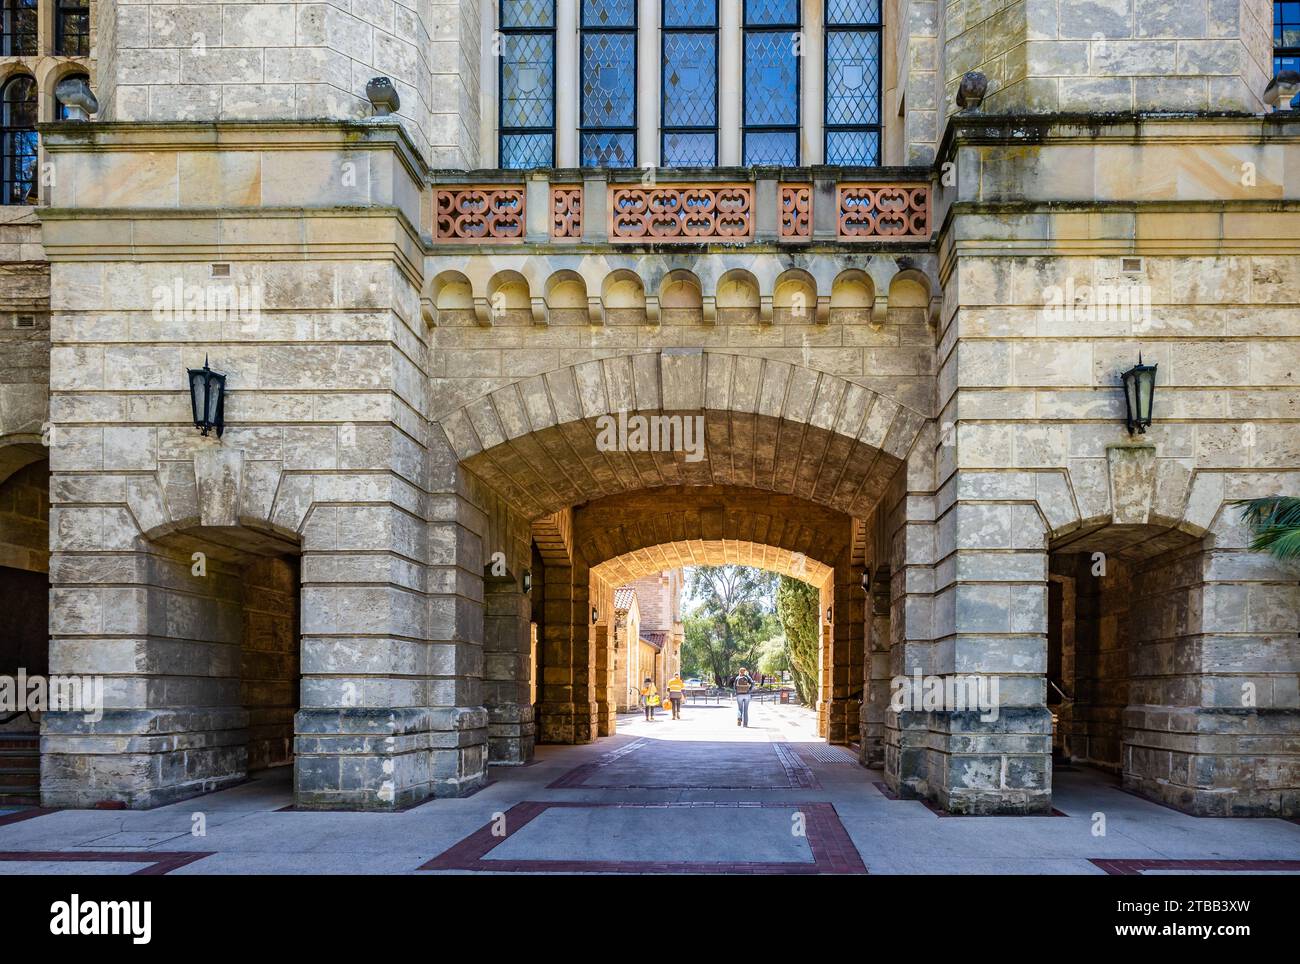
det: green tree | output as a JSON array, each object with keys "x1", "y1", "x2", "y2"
[
  {"x1": 776, "y1": 576, "x2": 820, "y2": 706},
  {"x1": 683, "y1": 566, "x2": 778, "y2": 685},
  {"x1": 1234, "y1": 497, "x2": 1300, "y2": 560}
]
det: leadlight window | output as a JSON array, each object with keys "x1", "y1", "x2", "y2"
[
  {"x1": 743, "y1": 0, "x2": 800, "y2": 166},
  {"x1": 662, "y1": 0, "x2": 718, "y2": 167},
  {"x1": 825, "y1": 0, "x2": 881, "y2": 165},
  {"x1": 581, "y1": 0, "x2": 637, "y2": 167},
  {"x1": 499, "y1": 0, "x2": 556, "y2": 169},
  {"x1": 1277, "y1": 2, "x2": 1300, "y2": 74},
  {"x1": 2, "y1": 74, "x2": 37, "y2": 205},
  {"x1": 1, "y1": 0, "x2": 36, "y2": 57}
]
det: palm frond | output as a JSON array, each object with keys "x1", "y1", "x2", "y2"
[{"x1": 1231, "y1": 498, "x2": 1300, "y2": 559}]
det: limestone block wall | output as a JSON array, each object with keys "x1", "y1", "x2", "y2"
[
  {"x1": 886, "y1": 0, "x2": 942, "y2": 165},
  {"x1": 95, "y1": 0, "x2": 444, "y2": 164},
  {"x1": 0, "y1": 212, "x2": 50, "y2": 452},
  {"x1": 927, "y1": 113, "x2": 1300, "y2": 815},
  {"x1": 940, "y1": 0, "x2": 1272, "y2": 115}
]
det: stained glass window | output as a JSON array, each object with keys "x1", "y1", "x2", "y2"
[
  {"x1": 581, "y1": 0, "x2": 637, "y2": 167},
  {"x1": 825, "y1": 0, "x2": 881, "y2": 165},
  {"x1": 743, "y1": 0, "x2": 800, "y2": 165},
  {"x1": 1277, "y1": 2, "x2": 1300, "y2": 75},
  {"x1": 499, "y1": 0, "x2": 555, "y2": 169},
  {"x1": 662, "y1": 0, "x2": 718, "y2": 166}
]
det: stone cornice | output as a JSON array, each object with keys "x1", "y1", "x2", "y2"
[
  {"x1": 36, "y1": 206, "x2": 425, "y2": 287},
  {"x1": 39, "y1": 119, "x2": 431, "y2": 186},
  {"x1": 938, "y1": 111, "x2": 1300, "y2": 161}
]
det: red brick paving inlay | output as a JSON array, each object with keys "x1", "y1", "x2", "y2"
[
  {"x1": 1090, "y1": 858, "x2": 1300, "y2": 876},
  {"x1": 420, "y1": 801, "x2": 866, "y2": 874},
  {"x1": 0, "y1": 850, "x2": 214, "y2": 875}
]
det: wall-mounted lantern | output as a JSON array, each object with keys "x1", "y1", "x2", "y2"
[
  {"x1": 187, "y1": 357, "x2": 226, "y2": 438},
  {"x1": 861, "y1": 570, "x2": 871, "y2": 592},
  {"x1": 1120, "y1": 355, "x2": 1157, "y2": 435},
  {"x1": 825, "y1": 606, "x2": 833, "y2": 622},
  {"x1": 591, "y1": 605, "x2": 599, "y2": 624},
  {"x1": 522, "y1": 570, "x2": 532, "y2": 593}
]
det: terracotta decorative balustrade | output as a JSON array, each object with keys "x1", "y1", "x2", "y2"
[
  {"x1": 779, "y1": 184, "x2": 811, "y2": 240},
  {"x1": 608, "y1": 185, "x2": 753, "y2": 242},
  {"x1": 837, "y1": 185, "x2": 930, "y2": 240},
  {"x1": 551, "y1": 186, "x2": 582, "y2": 240},
  {"x1": 434, "y1": 187, "x2": 526, "y2": 241}
]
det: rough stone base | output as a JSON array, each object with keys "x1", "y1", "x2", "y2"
[
  {"x1": 537, "y1": 701, "x2": 598, "y2": 745},
  {"x1": 1124, "y1": 706, "x2": 1300, "y2": 817},
  {"x1": 886, "y1": 708, "x2": 1054, "y2": 815},
  {"x1": 40, "y1": 708, "x2": 251, "y2": 809},
  {"x1": 487, "y1": 703, "x2": 536, "y2": 765}
]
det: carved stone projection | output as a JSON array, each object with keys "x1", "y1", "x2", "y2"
[
  {"x1": 837, "y1": 185, "x2": 930, "y2": 240},
  {"x1": 551, "y1": 186, "x2": 582, "y2": 239},
  {"x1": 434, "y1": 187, "x2": 526, "y2": 241},
  {"x1": 779, "y1": 184, "x2": 811, "y2": 240},
  {"x1": 609, "y1": 184, "x2": 753, "y2": 241}
]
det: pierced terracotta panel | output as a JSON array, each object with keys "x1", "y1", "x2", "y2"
[
  {"x1": 609, "y1": 184, "x2": 754, "y2": 242},
  {"x1": 551, "y1": 186, "x2": 583, "y2": 240},
  {"x1": 434, "y1": 187, "x2": 526, "y2": 241},
  {"x1": 779, "y1": 183, "x2": 811, "y2": 241},
  {"x1": 836, "y1": 184, "x2": 930, "y2": 241}
]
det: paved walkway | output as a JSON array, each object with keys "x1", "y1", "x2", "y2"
[{"x1": 2, "y1": 699, "x2": 1299, "y2": 874}]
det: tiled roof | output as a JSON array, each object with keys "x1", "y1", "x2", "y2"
[
  {"x1": 641, "y1": 629, "x2": 668, "y2": 649},
  {"x1": 613, "y1": 587, "x2": 636, "y2": 611}
]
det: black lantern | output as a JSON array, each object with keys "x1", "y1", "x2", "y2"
[
  {"x1": 1120, "y1": 354, "x2": 1157, "y2": 435},
  {"x1": 591, "y1": 605, "x2": 599, "y2": 624},
  {"x1": 522, "y1": 570, "x2": 532, "y2": 593},
  {"x1": 187, "y1": 357, "x2": 226, "y2": 438},
  {"x1": 825, "y1": 606, "x2": 833, "y2": 622},
  {"x1": 861, "y1": 570, "x2": 871, "y2": 592}
]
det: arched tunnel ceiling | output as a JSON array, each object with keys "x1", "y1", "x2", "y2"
[{"x1": 573, "y1": 485, "x2": 852, "y2": 587}]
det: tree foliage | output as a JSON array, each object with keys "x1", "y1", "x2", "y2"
[
  {"x1": 776, "y1": 576, "x2": 820, "y2": 705},
  {"x1": 1234, "y1": 497, "x2": 1300, "y2": 560},
  {"x1": 681, "y1": 566, "x2": 779, "y2": 686}
]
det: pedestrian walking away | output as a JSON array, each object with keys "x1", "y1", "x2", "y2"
[
  {"x1": 734, "y1": 666, "x2": 756, "y2": 727},
  {"x1": 666, "y1": 672, "x2": 685, "y2": 719}
]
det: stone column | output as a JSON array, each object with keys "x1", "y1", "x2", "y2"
[
  {"x1": 593, "y1": 623, "x2": 614, "y2": 736},
  {"x1": 537, "y1": 554, "x2": 596, "y2": 743},
  {"x1": 483, "y1": 573, "x2": 535, "y2": 764},
  {"x1": 828, "y1": 554, "x2": 866, "y2": 745},
  {"x1": 859, "y1": 566, "x2": 891, "y2": 768},
  {"x1": 928, "y1": 475, "x2": 1052, "y2": 814}
]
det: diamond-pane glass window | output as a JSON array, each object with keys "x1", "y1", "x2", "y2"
[
  {"x1": 1277, "y1": 3, "x2": 1300, "y2": 77},
  {"x1": 499, "y1": 0, "x2": 555, "y2": 168},
  {"x1": 824, "y1": 0, "x2": 882, "y2": 165},
  {"x1": 662, "y1": 1, "x2": 718, "y2": 166},
  {"x1": 743, "y1": 0, "x2": 799, "y2": 165},
  {"x1": 581, "y1": 0, "x2": 637, "y2": 167}
]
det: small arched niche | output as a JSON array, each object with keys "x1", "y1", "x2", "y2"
[
  {"x1": 773, "y1": 268, "x2": 819, "y2": 324},
  {"x1": 716, "y1": 268, "x2": 760, "y2": 323}
]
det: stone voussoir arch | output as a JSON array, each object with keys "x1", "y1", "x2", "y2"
[{"x1": 440, "y1": 351, "x2": 929, "y2": 520}]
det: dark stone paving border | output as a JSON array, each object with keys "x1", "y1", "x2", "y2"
[
  {"x1": 547, "y1": 739, "x2": 821, "y2": 790},
  {"x1": 1090, "y1": 858, "x2": 1300, "y2": 876},
  {"x1": 0, "y1": 850, "x2": 214, "y2": 875},
  {"x1": 420, "y1": 800, "x2": 866, "y2": 874}
]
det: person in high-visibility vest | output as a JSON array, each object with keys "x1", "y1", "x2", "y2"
[
  {"x1": 640, "y1": 678, "x2": 659, "y2": 721},
  {"x1": 666, "y1": 674, "x2": 685, "y2": 719}
]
